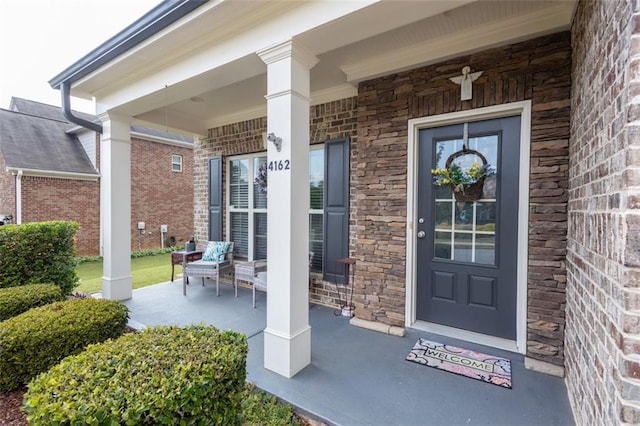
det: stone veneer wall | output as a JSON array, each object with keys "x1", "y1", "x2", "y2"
[
  {"x1": 355, "y1": 32, "x2": 571, "y2": 367},
  {"x1": 195, "y1": 98, "x2": 358, "y2": 306},
  {"x1": 567, "y1": 0, "x2": 640, "y2": 423}
]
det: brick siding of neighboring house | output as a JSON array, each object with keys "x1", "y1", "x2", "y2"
[
  {"x1": 195, "y1": 98, "x2": 358, "y2": 305},
  {"x1": 0, "y1": 153, "x2": 15, "y2": 219},
  {"x1": 567, "y1": 0, "x2": 640, "y2": 423},
  {"x1": 130, "y1": 137, "x2": 194, "y2": 251},
  {"x1": 0, "y1": 136, "x2": 194, "y2": 257},
  {"x1": 20, "y1": 176, "x2": 100, "y2": 256},
  {"x1": 355, "y1": 32, "x2": 571, "y2": 367}
]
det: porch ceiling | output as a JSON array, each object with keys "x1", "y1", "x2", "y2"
[{"x1": 75, "y1": 0, "x2": 575, "y2": 136}]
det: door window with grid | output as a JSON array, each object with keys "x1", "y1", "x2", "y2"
[{"x1": 433, "y1": 135, "x2": 498, "y2": 265}]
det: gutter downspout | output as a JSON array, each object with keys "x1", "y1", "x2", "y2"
[
  {"x1": 61, "y1": 81, "x2": 103, "y2": 134},
  {"x1": 15, "y1": 170, "x2": 22, "y2": 224}
]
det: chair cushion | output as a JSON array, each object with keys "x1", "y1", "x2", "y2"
[
  {"x1": 184, "y1": 260, "x2": 230, "y2": 275},
  {"x1": 202, "y1": 241, "x2": 231, "y2": 262},
  {"x1": 188, "y1": 260, "x2": 230, "y2": 268}
]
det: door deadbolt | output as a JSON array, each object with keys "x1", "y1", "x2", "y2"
[{"x1": 417, "y1": 231, "x2": 426, "y2": 239}]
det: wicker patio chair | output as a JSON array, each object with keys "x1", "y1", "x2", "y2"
[
  {"x1": 182, "y1": 242, "x2": 235, "y2": 297},
  {"x1": 234, "y1": 260, "x2": 268, "y2": 308},
  {"x1": 249, "y1": 251, "x2": 314, "y2": 308}
]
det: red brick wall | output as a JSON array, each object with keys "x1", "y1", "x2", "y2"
[
  {"x1": 20, "y1": 176, "x2": 99, "y2": 256},
  {"x1": 197, "y1": 99, "x2": 359, "y2": 306},
  {"x1": 8, "y1": 136, "x2": 193, "y2": 257},
  {"x1": 567, "y1": 0, "x2": 640, "y2": 423},
  {"x1": 309, "y1": 98, "x2": 359, "y2": 307},
  {"x1": 195, "y1": 117, "x2": 267, "y2": 244},
  {"x1": 130, "y1": 137, "x2": 194, "y2": 250},
  {"x1": 0, "y1": 153, "x2": 16, "y2": 219},
  {"x1": 356, "y1": 32, "x2": 571, "y2": 366}
]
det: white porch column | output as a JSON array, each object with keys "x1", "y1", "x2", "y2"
[
  {"x1": 258, "y1": 40, "x2": 318, "y2": 378},
  {"x1": 99, "y1": 113, "x2": 132, "y2": 300}
]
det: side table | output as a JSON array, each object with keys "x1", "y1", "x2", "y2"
[{"x1": 171, "y1": 250, "x2": 203, "y2": 282}]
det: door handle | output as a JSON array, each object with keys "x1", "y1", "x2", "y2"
[{"x1": 417, "y1": 231, "x2": 426, "y2": 239}]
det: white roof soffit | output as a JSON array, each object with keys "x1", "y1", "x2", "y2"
[
  {"x1": 72, "y1": 1, "x2": 478, "y2": 108},
  {"x1": 75, "y1": 1, "x2": 382, "y2": 108},
  {"x1": 336, "y1": 0, "x2": 576, "y2": 83},
  {"x1": 71, "y1": 0, "x2": 575, "y2": 132}
]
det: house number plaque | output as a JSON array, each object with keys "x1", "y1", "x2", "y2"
[{"x1": 267, "y1": 160, "x2": 290, "y2": 171}]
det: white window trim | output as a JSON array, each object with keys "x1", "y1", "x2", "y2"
[
  {"x1": 309, "y1": 144, "x2": 324, "y2": 272},
  {"x1": 405, "y1": 100, "x2": 531, "y2": 355},
  {"x1": 171, "y1": 154, "x2": 183, "y2": 172},
  {"x1": 227, "y1": 145, "x2": 325, "y2": 264},
  {"x1": 226, "y1": 153, "x2": 266, "y2": 261}
]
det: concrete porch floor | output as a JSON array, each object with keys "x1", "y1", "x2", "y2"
[{"x1": 122, "y1": 278, "x2": 574, "y2": 426}]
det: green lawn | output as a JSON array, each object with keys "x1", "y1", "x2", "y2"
[{"x1": 76, "y1": 253, "x2": 177, "y2": 294}]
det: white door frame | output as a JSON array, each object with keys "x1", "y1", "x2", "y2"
[{"x1": 405, "y1": 100, "x2": 531, "y2": 354}]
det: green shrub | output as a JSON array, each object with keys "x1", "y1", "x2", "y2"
[
  {"x1": 242, "y1": 383, "x2": 300, "y2": 426},
  {"x1": 75, "y1": 254, "x2": 102, "y2": 264},
  {"x1": 24, "y1": 325, "x2": 247, "y2": 425},
  {"x1": 0, "y1": 283, "x2": 64, "y2": 321},
  {"x1": 130, "y1": 245, "x2": 183, "y2": 258},
  {"x1": 76, "y1": 245, "x2": 183, "y2": 263},
  {"x1": 0, "y1": 221, "x2": 79, "y2": 294},
  {"x1": 0, "y1": 298, "x2": 128, "y2": 390}
]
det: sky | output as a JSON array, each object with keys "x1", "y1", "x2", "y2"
[{"x1": 0, "y1": 0, "x2": 159, "y2": 114}]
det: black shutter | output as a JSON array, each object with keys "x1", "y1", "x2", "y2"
[
  {"x1": 208, "y1": 156, "x2": 222, "y2": 241},
  {"x1": 323, "y1": 137, "x2": 350, "y2": 283}
]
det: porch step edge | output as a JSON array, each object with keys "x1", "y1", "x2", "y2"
[
  {"x1": 350, "y1": 317, "x2": 406, "y2": 337},
  {"x1": 127, "y1": 318, "x2": 147, "y2": 331},
  {"x1": 525, "y1": 357, "x2": 565, "y2": 377}
]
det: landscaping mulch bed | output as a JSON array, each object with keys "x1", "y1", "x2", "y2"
[
  {"x1": 0, "y1": 388, "x2": 27, "y2": 426},
  {"x1": 0, "y1": 388, "x2": 325, "y2": 426}
]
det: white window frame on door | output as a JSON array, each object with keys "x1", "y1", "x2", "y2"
[{"x1": 405, "y1": 100, "x2": 531, "y2": 354}]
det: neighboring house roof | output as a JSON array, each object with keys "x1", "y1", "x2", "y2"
[
  {"x1": 10, "y1": 97, "x2": 97, "y2": 124},
  {"x1": 0, "y1": 108, "x2": 98, "y2": 175},
  {"x1": 10, "y1": 97, "x2": 193, "y2": 144}
]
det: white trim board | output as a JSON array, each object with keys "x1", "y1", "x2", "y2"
[
  {"x1": 405, "y1": 100, "x2": 532, "y2": 355},
  {"x1": 7, "y1": 167, "x2": 100, "y2": 181}
]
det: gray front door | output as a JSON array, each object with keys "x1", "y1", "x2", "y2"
[{"x1": 416, "y1": 116, "x2": 521, "y2": 340}]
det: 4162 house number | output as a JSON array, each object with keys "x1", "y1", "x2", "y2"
[{"x1": 267, "y1": 160, "x2": 290, "y2": 171}]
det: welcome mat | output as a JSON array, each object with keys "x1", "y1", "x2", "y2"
[{"x1": 406, "y1": 338, "x2": 512, "y2": 388}]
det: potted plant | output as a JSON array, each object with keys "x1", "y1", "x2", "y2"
[{"x1": 431, "y1": 149, "x2": 494, "y2": 202}]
